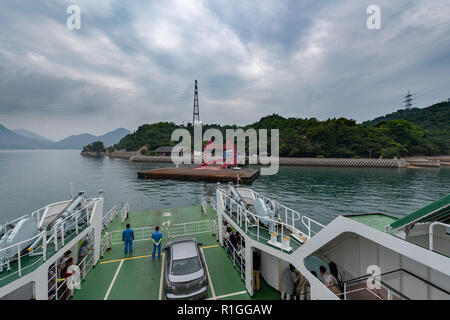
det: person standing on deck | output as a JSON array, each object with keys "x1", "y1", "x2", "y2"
[
  {"x1": 281, "y1": 264, "x2": 298, "y2": 300},
  {"x1": 122, "y1": 224, "x2": 134, "y2": 255},
  {"x1": 152, "y1": 226, "x2": 163, "y2": 259}
]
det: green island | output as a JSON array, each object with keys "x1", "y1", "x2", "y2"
[
  {"x1": 81, "y1": 141, "x2": 107, "y2": 156},
  {"x1": 110, "y1": 101, "x2": 449, "y2": 159}
]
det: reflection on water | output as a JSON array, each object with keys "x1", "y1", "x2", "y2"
[{"x1": 0, "y1": 150, "x2": 449, "y2": 225}]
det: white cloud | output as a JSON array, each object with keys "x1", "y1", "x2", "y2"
[{"x1": 0, "y1": 0, "x2": 449, "y2": 139}]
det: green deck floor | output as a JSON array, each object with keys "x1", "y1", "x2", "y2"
[
  {"x1": 72, "y1": 205, "x2": 280, "y2": 300},
  {"x1": 346, "y1": 213, "x2": 398, "y2": 233}
]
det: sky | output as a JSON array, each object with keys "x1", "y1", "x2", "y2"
[{"x1": 0, "y1": 0, "x2": 449, "y2": 140}]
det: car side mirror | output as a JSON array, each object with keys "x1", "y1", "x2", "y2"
[
  {"x1": 197, "y1": 242, "x2": 203, "y2": 246},
  {"x1": 164, "y1": 247, "x2": 169, "y2": 251}
]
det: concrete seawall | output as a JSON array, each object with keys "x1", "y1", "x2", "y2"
[
  {"x1": 128, "y1": 155, "x2": 408, "y2": 168},
  {"x1": 276, "y1": 157, "x2": 407, "y2": 168},
  {"x1": 108, "y1": 151, "x2": 137, "y2": 159}
]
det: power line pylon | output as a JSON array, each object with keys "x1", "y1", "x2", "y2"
[
  {"x1": 404, "y1": 91, "x2": 413, "y2": 109},
  {"x1": 193, "y1": 80, "x2": 200, "y2": 125}
]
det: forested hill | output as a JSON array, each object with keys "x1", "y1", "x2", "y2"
[
  {"x1": 363, "y1": 101, "x2": 449, "y2": 135},
  {"x1": 113, "y1": 102, "x2": 449, "y2": 158}
]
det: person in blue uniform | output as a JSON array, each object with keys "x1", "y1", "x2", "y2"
[
  {"x1": 151, "y1": 226, "x2": 163, "y2": 259},
  {"x1": 122, "y1": 224, "x2": 134, "y2": 255}
]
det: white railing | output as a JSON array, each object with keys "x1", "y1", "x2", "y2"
[
  {"x1": 30, "y1": 207, "x2": 46, "y2": 225},
  {"x1": 80, "y1": 249, "x2": 95, "y2": 280},
  {"x1": 429, "y1": 221, "x2": 450, "y2": 251},
  {"x1": 218, "y1": 189, "x2": 325, "y2": 251},
  {"x1": 1, "y1": 200, "x2": 97, "y2": 283},
  {"x1": 52, "y1": 201, "x2": 95, "y2": 251},
  {"x1": 210, "y1": 198, "x2": 217, "y2": 212},
  {"x1": 256, "y1": 191, "x2": 302, "y2": 231},
  {"x1": 102, "y1": 205, "x2": 118, "y2": 229},
  {"x1": 225, "y1": 238, "x2": 246, "y2": 281},
  {"x1": 168, "y1": 220, "x2": 214, "y2": 238},
  {"x1": 201, "y1": 198, "x2": 208, "y2": 216},
  {"x1": 100, "y1": 232, "x2": 112, "y2": 257},
  {"x1": 0, "y1": 230, "x2": 47, "y2": 282},
  {"x1": 110, "y1": 226, "x2": 155, "y2": 244},
  {"x1": 301, "y1": 215, "x2": 326, "y2": 238},
  {"x1": 120, "y1": 203, "x2": 130, "y2": 223},
  {"x1": 47, "y1": 264, "x2": 57, "y2": 300},
  {"x1": 50, "y1": 248, "x2": 95, "y2": 300},
  {"x1": 211, "y1": 220, "x2": 219, "y2": 241},
  {"x1": 221, "y1": 191, "x2": 303, "y2": 250}
]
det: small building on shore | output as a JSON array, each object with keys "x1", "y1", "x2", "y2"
[{"x1": 154, "y1": 147, "x2": 183, "y2": 157}]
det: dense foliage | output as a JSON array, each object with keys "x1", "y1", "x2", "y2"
[
  {"x1": 112, "y1": 102, "x2": 449, "y2": 158},
  {"x1": 363, "y1": 101, "x2": 449, "y2": 156},
  {"x1": 82, "y1": 141, "x2": 106, "y2": 153}
]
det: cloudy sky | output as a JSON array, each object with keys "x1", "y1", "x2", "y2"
[{"x1": 0, "y1": 0, "x2": 449, "y2": 140}]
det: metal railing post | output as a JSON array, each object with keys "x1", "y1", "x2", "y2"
[
  {"x1": 54, "y1": 224, "x2": 58, "y2": 252},
  {"x1": 17, "y1": 245, "x2": 22, "y2": 277},
  {"x1": 43, "y1": 231, "x2": 47, "y2": 261},
  {"x1": 61, "y1": 223, "x2": 65, "y2": 246},
  {"x1": 308, "y1": 219, "x2": 311, "y2": 238},
  {"x1": 55, "y1": 264, "x2": 59, "y2": 300},
  {"x1": 291, "y1": 210, "x2": 294, "y2": 230},
  {"x1": 344, "y1": 282, "x2": 347, "y2": 300},
  {"x1": 83, "y1": 256, "x2": 86, "y2": 280},
  {"x1": 257, "y1": 220, "x2": 260, "y2": 241},
  {"x1": 75, "y1": 215, "x2": 79, "y2": 235},
  {"x1": 245, "y1": 212, "x2": 248, "y2": 233}
]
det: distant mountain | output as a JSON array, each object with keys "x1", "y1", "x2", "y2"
[
  {"x1": 0, "y1": 125, "x2": 130, "y2": 149},
  {"x1": 13, "y1": 128, "x2": 54, "y2": 142},
  {"x1": 53, "y1": 128, "x2": 131, "y2": 149},
  {"x1": 53, "y1": 133, "x2": 98, "y2": 149},
  {"x1": 0, "y1": 124, "x2": 53, "y2": 149},
  {"x1": 97, "y1": 128, "x2": 131, "y2": 147}
]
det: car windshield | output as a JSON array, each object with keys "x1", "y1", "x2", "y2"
[{"x1": 171, "y1": 256, "x2": 201, "y2": 276}]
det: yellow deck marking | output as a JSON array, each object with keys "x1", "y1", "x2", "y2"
[
  {"x1": 200, "y1": 244, "x2": 219, "y2": 250},
  {"x1": 158, "y1": 254, "x2": 165, "y2": 300},
  {"x1": 104, "y1": 260, "x2": 123, "y2": 300},
  {"x1": 207, "y1": 290, "x2": 247, "y2": 300},
  {"x1": 200, "y1": 247, "x2": 216, "y2": 300},
  {"x1": 100, "y1": 254, "x2": 153, "y2": 264},
  {"x1": 99, "y1": 244, "x2": 220, "y2": 299},
  {"x1": 100, "y1": 245, "x2": 218, "y2": 264}
]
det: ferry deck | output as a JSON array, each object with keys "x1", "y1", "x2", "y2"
[{"x1": 73, "y1": 205, "x2": 280, "y2": 300}]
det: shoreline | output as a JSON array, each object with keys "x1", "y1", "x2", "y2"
[{"x1": 106, "y1": 153, "x2": 448, "y2": 168}]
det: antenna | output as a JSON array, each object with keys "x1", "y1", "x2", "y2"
[
  {"x1": 193, "y1": 79, "x2": 200, "y2": 125},
  {"x1": 404, "y1": 91, "x2": 413, "y2": 109}
]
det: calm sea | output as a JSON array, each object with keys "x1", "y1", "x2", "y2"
[{"x1": 0, "y1": 150, "x2": 449, "y2": 225}]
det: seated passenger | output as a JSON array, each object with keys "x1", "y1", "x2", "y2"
[
  {"x1": 328, "y1": 261, "x2": 343, "y2": 293},
  {"x1": 319, "y1": 265, "x2": 341, "y2": 296}
]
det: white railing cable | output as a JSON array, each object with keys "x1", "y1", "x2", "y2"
[{"x1": 120, "y1": 203, "x2": 130, "y2": 224}]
